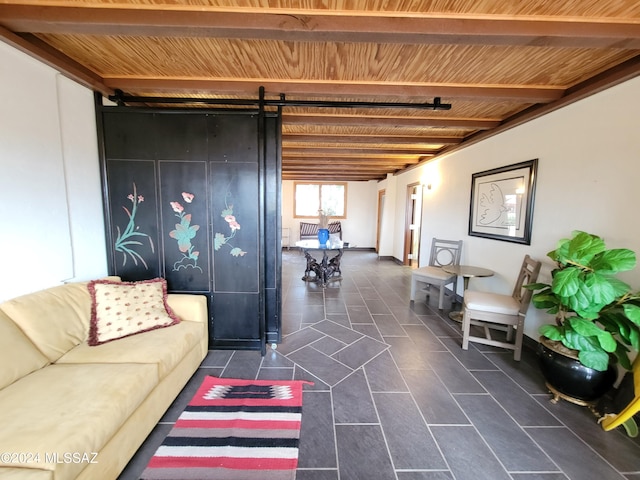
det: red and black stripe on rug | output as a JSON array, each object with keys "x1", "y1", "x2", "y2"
[{"x1": 141, "y1": 376, "x2": 313, "y2": 480}]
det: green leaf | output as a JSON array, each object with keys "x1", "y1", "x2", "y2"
[
  {"x1": 567, "y1": 231, "x2": 605, "y2": 264},
  {"x1": 531, "y1": 292, "x2": 559, "y2": 310},
  {"x1": 562, "y1": 327, "x2": 597, "y2": 352},
  {"x1": 568, "y1": 317, "x2": 617, "y2": 352},
  {"x1": 629, "y1": 327, "x2": 640, "y2": 353},
  {"x1": 601, "y1": 314, "x2": 630, "y2": 342},
  {"x1": 615, "y1": 342, "x2": 633, "y2": 371},
  {"x1": 117, "y1": 240, "x2": 144, "y2": 247},
  {"x1": 562, "y1": 328, "x2": 617, "y2": 352},
  {"x1": 584, "y1": 272, "x2": 619, "y2": 305},
  {"x1": 591, "y1": 249, "x2": 636, "y2": 274},
  {"x1": 568, "y1": 317, "x2": 605, "y2": 337},
  {"x1": 214, "y1": 232, "x2": 226, "y2": 251},
  {"x1": 578, "y1": 350, "x2": 610, "y2": 371},
  {"x1": 567, "y1": 282, "x2": 605, "y2": 318},
  {"x1": 230, "y1": 247, "x2": 247, "y2": 257},
  {"x1": 552, "y1": 267, "x2": 582, "y2": 297},
  {"x1": 607, "y1": 277, "x2": 634, "y2": 298},
  {"x1": 624, "y1": 304, "x2": 640, "y2": 326},
  {"x1": 622, "y1": 418, "x2": 638, "y2": 438},
  {"x1": 523, "y1": 282, "x2": 551, "y2": 291},
  {"x1": 170, "y1": 222, "x2": 200, "y2": 253},
  {"x1": 539, "y1": 324, "x2": 563, "y2": 341}
]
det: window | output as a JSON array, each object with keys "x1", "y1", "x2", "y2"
[{"x1": 294, "y1": 182, "x2": 347, "y2": 218}]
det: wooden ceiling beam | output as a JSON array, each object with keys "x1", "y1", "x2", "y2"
[
  {"x1": 283, "y1": 133, "x2": 460, "y2": 145},
  {"x1": 0, "y1": 27, "x2": 111, "y2": 95},
  {"x1": 283, "y1": 113, "x2": 498, "y2": 129},
  {"x1": 103, "y1": 77, "x2": 563, "y2": 103},
  {"x1": 2, "y1": 5, "x2": 640, "y2": 49},
  {"x1": 284, "y1": 147, "x2": 437, "y2": 156},
  {"x1": 284, "y1": 164, "x2": 412, "y2": 171},
  {"x1": 282, "y1": 156, "x2": 420, "y2": 167},
  {"x1": 283, "y1": 174, "x2": 386, "y2": 181},
  {"x1": 284, "y1": 169, "x2": 390, "y2": 176},
  {"x1": 285, "y1": 165, "x2": 404, "y2": 171}
]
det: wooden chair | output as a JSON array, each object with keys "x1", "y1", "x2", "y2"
[
  {"x1": 299, "y1": 221, "x2": 342, "y2": 241},
  {"x1": 410, "y1": 238, "x2": 463, "y2": 310},
  {"x1": 461, "y1": 254, "x2": 541, "y2": 361}
]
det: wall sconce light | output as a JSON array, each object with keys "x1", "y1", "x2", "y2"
[{"x1": 421, "y1": 160, "x2": 441, "y2": 192}]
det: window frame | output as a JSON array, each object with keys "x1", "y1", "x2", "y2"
[{"x1": 293, "y1": 181, "x2": 348, "y2": 219}]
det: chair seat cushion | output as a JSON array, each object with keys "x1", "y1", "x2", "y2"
[
  {"x1": 464, "y1": 290, "x2": 520, "y2": 315},
  {"x1": 412, "y1": 266, "x2": 455, "y2": 283}
]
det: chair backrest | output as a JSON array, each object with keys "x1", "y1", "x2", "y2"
[
  {"x1": 428, "y1": 238, "x2": 463, "y2": 268},
  {"x1": 512, "y1": 254, "x2": 542, "y2": 314}
]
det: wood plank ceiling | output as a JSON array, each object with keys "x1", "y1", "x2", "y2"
[{"x1": 1, "y1": 1, "x2": 640, "y2": 181}]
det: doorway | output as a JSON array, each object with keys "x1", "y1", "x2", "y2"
[
  {"x1": 376, "y1": 189, "x2": 385, "y2": 254},
  {"x1": 403, "y1": 182, "x2": 422, "y2": 267}
]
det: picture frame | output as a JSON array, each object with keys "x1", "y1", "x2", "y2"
[{"x1": 468, "y1": 159, "x2": 538, "y2": 245}]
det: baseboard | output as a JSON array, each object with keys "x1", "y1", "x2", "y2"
[
  {"x1": 285, "y1": 246, "x2": 376, "y2": 252},
  {"x1": 523, "y1": 333, "x2": 540, "y2": 353}
]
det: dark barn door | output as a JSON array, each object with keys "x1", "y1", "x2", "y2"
[{"x1": 97, "y1": 106, "x2": 281, "y2": 351}]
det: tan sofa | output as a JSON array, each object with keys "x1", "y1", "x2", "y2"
[{"x1": 0, "y1": 280, "x2": 208, "y2": 480}]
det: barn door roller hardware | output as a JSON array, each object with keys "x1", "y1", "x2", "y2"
[{"x1": 108, "y1": 89, "x2": 452, "y2": 111}]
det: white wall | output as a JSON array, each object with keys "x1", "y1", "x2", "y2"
[
  {"x1": 281, "y1": 180, "x2": 379, "y2": 248},
  {"x1": 0, "y1": 42, "x2": 107, "y2": 302},
  {"x1": 390, "y1": 76, "x2": 640, "y2": 340}
]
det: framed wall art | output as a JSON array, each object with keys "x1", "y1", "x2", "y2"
[{"x1": 468, "y1": 159, "x2": 538, "y2": 245}]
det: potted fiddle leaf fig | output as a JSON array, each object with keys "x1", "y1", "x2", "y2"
[{"x1": 526, "y1": 231, "x2": 640, "y2": 403}]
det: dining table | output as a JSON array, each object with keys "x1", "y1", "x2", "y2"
[
  {"x1": 296, "y1": 238, "x2": 344, "y2": 287},
  {"x1": 441, "y1": 264, "x2": 495, "y2": 322}
]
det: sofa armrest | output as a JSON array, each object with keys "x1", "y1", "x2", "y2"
[{"x1": 166, "y1": 294, "x2": 208, "y2": 325}]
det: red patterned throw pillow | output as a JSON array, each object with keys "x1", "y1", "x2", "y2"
[{"x1": 87, "y1": 278, "x2": 180, "y2": 346}]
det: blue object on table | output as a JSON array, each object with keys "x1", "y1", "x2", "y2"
[{"x1": 317, "y1": 228, "x2": 330, "y2": 244}]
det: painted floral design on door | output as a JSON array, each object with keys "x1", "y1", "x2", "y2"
[
  {"x1": 169, "y1": 192, "x2": 203, "y2": 272},
  {"x1": 115, "y1": 183, "x2": 155, "y2": 268},
  {"x1": 214, "y1": 189, "x2": 247, "y2": 257}
]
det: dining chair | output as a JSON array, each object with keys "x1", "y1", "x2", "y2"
[
  {"x1": 410, "y1": 238, "x2": 463, "y2": 310},
  {"x1": 461, "y1": 254, "x2": 541, "y2": 361}
]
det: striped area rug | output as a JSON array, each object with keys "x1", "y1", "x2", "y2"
[{"x1": 141, "y1": 376, "x2": 312, "y2": 480}]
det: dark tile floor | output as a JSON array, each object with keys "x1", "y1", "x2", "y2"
[{"x1": 120, "y1": 249, "x2": 640, "y2": 480}]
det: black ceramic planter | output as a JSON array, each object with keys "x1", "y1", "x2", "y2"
[{"x1": 537, "y1": 337, "x2": 617, "y2": 405}]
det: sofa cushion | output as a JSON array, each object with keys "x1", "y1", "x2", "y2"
[
  {"x1": 0, "y1": 363, "x2": 157, "y2": 480},
  {"x1": 0, "y1": 282, "x2": 94, "y2": 362},
  {"x1": 58, "y1": 319, "x2": 204, "y2": 379},
  {"x1": 0, "y1": 310, "x2": 49, "y2": 390},
  {"x1": 88, "y1": 278, "x2": 179, "y2": 346}
]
